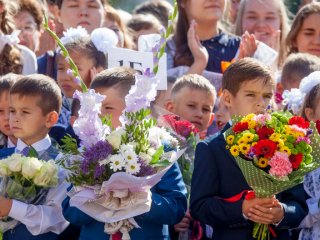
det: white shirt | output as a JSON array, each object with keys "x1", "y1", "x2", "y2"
[
  {"x1": 6, "y1": 137, "x2": 15, "y2": 148},
  {"x1": 9, "y1": 136, "x2": 69, "y2": 235}
]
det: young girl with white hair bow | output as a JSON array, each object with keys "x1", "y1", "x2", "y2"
[{"x1": 283, "y1": 71, "x2": 320, "y2": 240}]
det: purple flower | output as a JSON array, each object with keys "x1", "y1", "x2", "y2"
[
  {"x1": 67, "y1": 68, "x2": 73, "y2": 76},
  {"x1": 80, "y1": 140, "x2": 113, "y2": 176},
  {"x1": 74, "y1": 77, "x2": 81, "y2": 85},
  {"x1": 136, "y1": 158, "x2": 156, "y2": 177}
]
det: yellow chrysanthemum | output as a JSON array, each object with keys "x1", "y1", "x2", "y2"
[
  {"x1": 274, "y1": 138, "x2": 284, "y2": 148},
  {"x1": 257, "y1": 157, "x2": 268, "y2": 168},
  {"x1": 230, "y1": 145, "x2": 240, "y2": 157},
  {"x1": 237, "y1": 137, "x2": 248, "y2": 144},
  {"x1": 244, "y1": 114, "x2": 255, "y2": 121},
  {"x1": 239, "y1": 143, "x2": 251, "y2": 155},
  {"x1": 269, "y1": 133, "x2": 281, "y2": 142},
  {"x1": 280, "y1": 146, "x2": 291, "y2": 156},
  {"x1": 243, "y1": 132, "x2": 255, "y2": 142},
  {"x1": 251, "y1": 142, "x2": 257, "y2": 147},
  {"x1": 226, "y1": 135, "x2": 235, "y2": 145},
  {"x1": 247, "y1": 120, "x2": 257, "y2": 129}
]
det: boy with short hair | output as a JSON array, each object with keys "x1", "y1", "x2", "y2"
[
  {"x1": 0, "y1": 74, "x2": 69, "y2": 240},
  {"x1": 165, "y1": 74, "x2": 216, "y2": 239},
  {"x1": 190, "y1": 58, "x2": 307, "y2": 240},
  {"x1": 166, "y1": 74, "x2": 216, "y2": 133},
  {"x1": 62, "y1": 67, "x2": 187, "y2": 240}
]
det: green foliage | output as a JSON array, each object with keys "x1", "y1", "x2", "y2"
[{"x1": 60, "y1": 134, "x2": 79, "y2": 155}]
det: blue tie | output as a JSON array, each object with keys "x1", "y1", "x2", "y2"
[{"x1": 20, "y1": 146, "x2": 31, "y2": 157}]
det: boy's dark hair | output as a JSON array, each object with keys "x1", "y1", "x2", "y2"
[
  {"x1": 281, "y1": 53, "x2": 320, "y2": 88},
  {"x1": 127, "y1": 14, "x2": 162, "y2": 32},
  {"x1": 222, "y1": 58, "x2": 275, "y2": 96},
  {"x1": 90, "y1": 67, "x2": 136, "y2": 97},
  {"x1": 132, "y1": 0, "x2": 173, "y2": 27},
  {"x1": 63, "y1": 36, "x2": 107, "y2": 69},
  {"x1": 10, "y1": 74, "x2": 62, "y2": 115},
  {"x1": 0, "y1": 73, "x2": 22, "y2": 96},
  {"x1": 171, "y1": 74, "x2": 216, "y2": 100}
]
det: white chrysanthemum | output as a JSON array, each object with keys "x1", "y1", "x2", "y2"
[
  {"x1": 119, "y1": 143, "x2": 135, "y2": 155},
  {"x1": 109, "y1": 154, "x2": 125, "y2": 171},
  {"x1": 99, "y1": 157, "x2": 110, "y2": 166},
  {"x1": 123, "y1": 150, "x2": 138, "y2": 163},
  {"x1": 91, "y1": 28, "x2": 118, "y2": 54},
  {"x1": 125, "y1": 161, "x2": 141, "y2": 175},
  {"x1": 61, "y1": 26, "x2": 89, "y2": 45},
  {"x1": 299, "y1": 71, "x2": 320, "y2": 94}
]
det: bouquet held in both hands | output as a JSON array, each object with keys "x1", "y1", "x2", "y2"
[
  {"x1": 225, "y1": 111, "x2": 320, "y2": 240},
  {"x1": 59, "y1": 70, "x2": 184, "y2": 240},
  {"x1": 0, "y1": 153, "x2": 58, "y2": 235}
]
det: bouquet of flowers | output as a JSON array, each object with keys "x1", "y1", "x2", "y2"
[
  {"x1": 0, "y1": 154, "x2": 58, "y2": 235},
  {"x1": 225, "y1": 111, "x2": 320, "y2": 240},
  {"x1": 59, "y1": 70, "x2": 184, "y2": 239},
  {"x1": 158, "y1": 114, "x2": 199, "y2": 195}
]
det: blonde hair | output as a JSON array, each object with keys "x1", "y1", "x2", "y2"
[
  {"x1": 286, "y1": 3, "x2": 320, "y2": 55},
  {"x1": 235, "y1": 0, "x2": 290, "y2": 67},
  {"x1": 172, "y1": 74, "x2": 217, "y2": 101}
]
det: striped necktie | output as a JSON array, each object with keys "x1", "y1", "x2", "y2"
[{"x1": 20, "y1": 146, "x2": 31, "y2": 156}]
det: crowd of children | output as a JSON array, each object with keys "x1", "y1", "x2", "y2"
[{"x1": 1, "y1": 0, "x2": 320, "y2": 239}]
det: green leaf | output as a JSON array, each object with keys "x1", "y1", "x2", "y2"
[
  {"x1": 151, "y1": 160, "x2": 171, "y2": 168},
  {"x1": 150, "y1": 146, "x2": 165, "y2": 164}
]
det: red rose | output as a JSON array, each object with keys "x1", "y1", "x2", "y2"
[
  {"x1": 160, "y1": 114, "x2": 198, "y2": 138},
  {"x1": 253, "y1": 139, "x2": 277, "y2": 158},
  {"x1": 289, "y1": 116, "x2": 310, "y2": 129},
  {"x1": 256, "y1": 126, "x2": 274, "y2": 140},
  {"x1": 316, "y1": 120, "x2": 320, "y2": 134},
  {"x1": 289, "y1": 153, "x2": 303, "y2": 170},
  {"x1": 232, "y1": 122, "x2": 249, "y2": 133}
]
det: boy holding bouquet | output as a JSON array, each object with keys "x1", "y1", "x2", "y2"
[
  {"x1": 0, "y1": 74, "x2": 69, "y2": 240},
  {"x1": 190, "y1": 58, "x2": 308, "y2": 239},
  {"x1": 62, "y1": 67, "x2": 188, "y2": 240}
]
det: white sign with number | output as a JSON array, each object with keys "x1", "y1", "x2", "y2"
[{"x1": 108, "y1": 47, "x2": 167, "y2": 90}]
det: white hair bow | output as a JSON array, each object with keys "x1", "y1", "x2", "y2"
[
  {"x1": 90, "y1": 28, "x2": 118, "y2": 55},
  {"x1": 0, "y1": 30, "x2": 20, "y2": 52}
]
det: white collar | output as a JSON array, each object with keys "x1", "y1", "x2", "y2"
[
  {"x1": 16, "y1": 135, "x2": 51, "y2": 153},
  {"x1": 7, "y1": 138, "x2": 16, "y2": 148}
]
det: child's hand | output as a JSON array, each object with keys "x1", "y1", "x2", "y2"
[
  {"x1": 242, "y1": 197, "x2": 275, "y2": 218},
  {"x1": 237, "y1": 31, "x2": 257, "y2": 60},
  {"x1": 247, "y1": 201, "x2": 284, "y2": 225},
  {"x1": 174, "y1": 210, "x2": 192, "y2": 233},
  {"x1": 187, "y1": 20, "x2": 208, "y2": 74},
  {"x1": 0, "y1": 196, "x2": 12, "y2": 217}
]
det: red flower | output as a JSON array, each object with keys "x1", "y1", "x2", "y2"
[
  {"x1": 232, "y1": 122, "x2": 249, "y2": 133},
  {"x1": 256, "y1": 126, "x2": 274, "y2": 140},
  {"x1": 316, "y1": 120, "x2": 320, "y2": 134},
  {"x1": 289, "y1": 154, "x2": 303, "y2": 170},
  {"x1": 289, "y1": 116, "x2": 310, "y2": 129},
  {"x1": 161, "y1": 114, "x2": 198, "y2": 138},
  {"x1": 253, "y1": 139, "x2": 277, "y2": 158}
]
